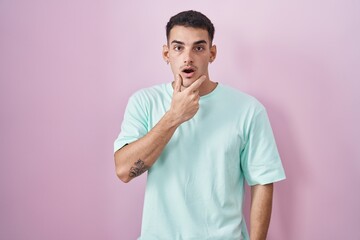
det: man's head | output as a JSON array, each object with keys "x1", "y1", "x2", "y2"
[
  {"x1": 163, "y1": 10, "x2": 217, "y2": 88},
  {"x1": 166, "y1": 10, "x2": 215, "y2": 45}
]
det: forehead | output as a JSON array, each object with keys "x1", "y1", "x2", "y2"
[{"x1": 168, "y1": 26, "x2": 210, "y2": 44}]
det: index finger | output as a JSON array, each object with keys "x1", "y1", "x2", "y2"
[{"x1": 187, "y1": 75, "x2": 207, "y2": 92}]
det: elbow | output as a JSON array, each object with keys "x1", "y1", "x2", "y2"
[
  {"x1": 115, "y1": 158, "x2": 131, "y2": 183},
  {"x1": 115, "y1": 165, "x2": 132, "y2": 183},
  {"x1": 114, "y1": 153, "x2": 132, "y2": 183}
]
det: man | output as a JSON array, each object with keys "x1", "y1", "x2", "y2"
[{"x1": 114, "y1": 10, "x2": 285, "y2": 240}]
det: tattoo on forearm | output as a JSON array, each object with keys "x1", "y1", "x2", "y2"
[{"x1": 129, "y1": 159, "x2": 148, "y2": 178}]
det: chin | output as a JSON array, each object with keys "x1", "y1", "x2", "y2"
[{"x1": 182, "y1": 78, "x2": 197, "y2": 88}]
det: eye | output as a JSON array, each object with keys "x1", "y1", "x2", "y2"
[
  {"x1": 174, "y1": 45, "x2": 183, "y2": 51},
  {"x1": 194, "y1": 46, "x2": 205, "y2": 52}
]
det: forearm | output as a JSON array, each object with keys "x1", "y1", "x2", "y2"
[
  {"x1": 115, "y1": 75, "x2": 205, "y2": 183},
  {"x1": 114, "y1": 110, "x2": 180, "y2": 183},
  {"x1": 250, "y1": 183, "x2": 273, "y2": 240}
]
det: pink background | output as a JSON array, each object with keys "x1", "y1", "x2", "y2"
[{"x1": 1, "y1": 0, "x2": 359, "y2": 239}]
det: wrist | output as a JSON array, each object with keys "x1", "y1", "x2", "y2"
[{"x1": 164, "y1": 110, "x2": 182, "y2": 128}]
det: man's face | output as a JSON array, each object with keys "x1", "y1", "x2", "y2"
[{"x1": 163, "y1": 26, "x2": 216, "y2": 88}]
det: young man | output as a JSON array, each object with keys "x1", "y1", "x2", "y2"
[{"x1": 114, "y1": 10, "x2": 285, "y2": 240}]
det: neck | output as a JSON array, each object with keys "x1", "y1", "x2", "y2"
[{"x1": 197, "y1": 79, "x2": 218, "y2": 96}]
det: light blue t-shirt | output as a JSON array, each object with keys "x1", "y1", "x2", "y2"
[{"x1": 114, "y1": 83, "x2": 286, "y2": 240}]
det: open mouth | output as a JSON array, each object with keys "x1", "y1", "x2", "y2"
[
  {"x1": 183, "y1": 68, "x2": 195, "y2": 74},
  {"x1": 182, "y1": 67, "x2": 196, "y2": 78}
]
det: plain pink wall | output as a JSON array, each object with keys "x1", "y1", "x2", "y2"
[{"x1": 1, "y1": 0, "x2": 359, "y2": 239}]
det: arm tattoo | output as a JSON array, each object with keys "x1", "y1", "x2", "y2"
[{"x1": 129, "y1": 159, "x2": 149, "y2": 178}]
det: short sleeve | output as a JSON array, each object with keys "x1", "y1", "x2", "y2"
[
  {"x1": 240, "y1": 107, "x2": 286, "y2": 186},
  {"x1": 114, "y1": 92, "x2": 148, "y2": 153}
]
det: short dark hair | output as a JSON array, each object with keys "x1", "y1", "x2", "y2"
[{"x1": 166, "y1": 10, "x2": 215, "y2": 44}]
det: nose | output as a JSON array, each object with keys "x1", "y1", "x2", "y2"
[{"x1": 183, "y1": 48, "x2": 194, "y2": 64}]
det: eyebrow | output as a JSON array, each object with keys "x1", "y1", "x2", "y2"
[{"x1": 170, "y1": 40, "x2": 208, "y2": 45}]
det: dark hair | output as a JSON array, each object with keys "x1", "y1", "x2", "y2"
[{"x1": 166, "y1": 10, "x2": 215, "y2": 44}]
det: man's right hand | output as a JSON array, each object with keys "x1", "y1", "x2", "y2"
[{"x1": 168, "y1": 74, "x2": 206, "y2": 125}]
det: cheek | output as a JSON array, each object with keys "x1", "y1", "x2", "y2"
[
  {"x1": 169, "y1": 55, "x2": 179, "y2": 64},
  {"x1": 199, "y1": 60, "x2": 210, "y2": 69},
  {"x1": 169, "y1": 62, "x2": 180, "y2": 74},
  {"x1": 169, "y1": 51, "x2": 181, "y2": 58}
]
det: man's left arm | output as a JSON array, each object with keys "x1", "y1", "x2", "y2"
[{"x1": 250, "y1": 183, "x2": 274, "y2": 240}]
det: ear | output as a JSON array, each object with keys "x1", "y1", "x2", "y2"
[
  {"x1": 162, "y1": 44, "x2": 170, "y2": 63},
  {"x1": 209, "y1": 44, "x2": 217, "y2": 63}
]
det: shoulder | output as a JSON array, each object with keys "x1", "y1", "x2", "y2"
[
  {"x1": 217, "y1": 84, "x2": 265, "y2": 113},
  {"x1": 129, "y1": 83, "x2": 170, "y2": 104}
]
